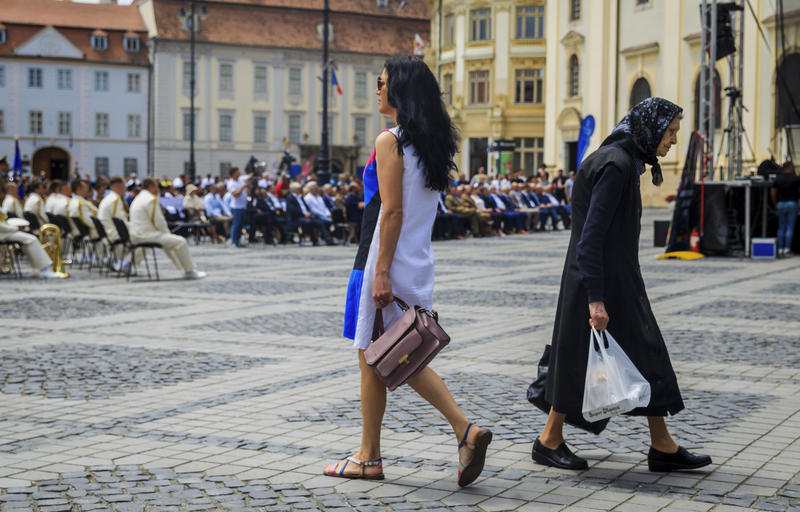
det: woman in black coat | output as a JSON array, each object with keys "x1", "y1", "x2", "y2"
[{"x1": 532, "y1": 98, "x2": 712, "y2": 472}]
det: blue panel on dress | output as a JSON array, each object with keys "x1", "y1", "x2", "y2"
[{"x1": 343, "y1": 268, "x2": 364, "y2": 340}]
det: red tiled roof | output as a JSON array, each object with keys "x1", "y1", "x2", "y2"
[
  {"x1": 0, "y1": 24, "x2": 149, "y2": 66},
  {"x1": 0, "y1": 0, "x2": 147, "y2": 31},
  {"x1": 151, "y1": 0, "x2": 430, "y2": 56}
]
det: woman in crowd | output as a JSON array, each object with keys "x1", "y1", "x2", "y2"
[{"x1": 325, "y1": 57, "x2": 492, "y2": 486}]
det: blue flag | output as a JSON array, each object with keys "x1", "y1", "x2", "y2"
[
  {"x1": 13, "y1": 138, "x2": 22, "y2": 177},
  {"x1": 576, "y1": 115, "x2": 595, "y2": 168}
]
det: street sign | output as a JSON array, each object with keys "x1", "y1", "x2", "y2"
[{"x1": 490, "y1": 139, "x2": 516, "y2": 152}]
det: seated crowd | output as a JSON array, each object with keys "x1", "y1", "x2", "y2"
[{"x1": 0, "y1": 164, "x2": 573, "y2": 277}]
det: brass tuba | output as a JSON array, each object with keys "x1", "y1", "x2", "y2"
[
  {"x1": 0, "y1": 211, "x2": 10, "y2": 274},
  {"x1": 39, "y1": 223, "x2": 70, "y2": 277}
]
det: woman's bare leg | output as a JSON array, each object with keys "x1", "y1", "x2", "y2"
[
  {"x1": 538, "y1": 407, "x2": 566, "y2": 449},
  {"x1": 647, "y1": 416, "x2": 679, "y2": 453},
  {"x1": 406, "y1": 366, "x2": 470, "y2": 440}
]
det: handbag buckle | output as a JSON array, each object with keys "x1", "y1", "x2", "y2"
[{"x1": 398, "y1": 354, "x2": 410, "y2": 365}]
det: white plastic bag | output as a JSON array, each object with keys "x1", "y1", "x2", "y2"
[{"x1": 582, "y1": 328, "x2": 651, "y2": 421}]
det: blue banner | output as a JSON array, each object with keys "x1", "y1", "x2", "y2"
[
  {"x1": 576, "y1": 115, "x2": 595, "y2": 168},
  {"x1": 12, "y1": 139, "x2": 22, "y2": 178}
]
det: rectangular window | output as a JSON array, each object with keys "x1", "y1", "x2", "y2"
[
  {"x1": 123, "y1": 158, "x2": 137, "y2": 176},
  {"x1": 91, "y1": 35, "x2": 108, "y2": 51},
  {"x1": 57, "y1": 69, "x2": 72, "y2": 90},
  {"x1": 95, "y1": 113, "x2": 109, "y2": 137},
  {"x1": 127, "y1": 114, "x2": 141, "y2": 138},
  {"x1": 515, "y1": 68, "x2": 543, "y2": 104},
  {"x1": 354, "y1": 117, "x2": 367, "y2": 146},
  {"x1": 444, "y1": 14, "x2": 455, "y2": 46},
  {"x1": 442, "y1": 73, "x2": 453, "y2": 105},
  {"x1": 58, "y1": 112, "x2": 72, "y2": 136},
  {"x1": 219, "y1": 112, "x2": 233, "y2": 142},
  {"x1": 0, "y1": 110, "x2": 4, "y2": 133},
  {"x1": 124, "y1": 37, "x2": 140, "y2": 52},
  {"x1": 95, "y1": 157, "x2": 110, "y2": 177},
  {"x1": 182, "y1": 110, "x2": 197, "y2": 141},
  {"x1": 183, "y1": 61, "x2": 192, "y2": 90},
  {"x1": 95, "y1": 71, "x2": 109, "y2": 91},
  {"x1": 219, "y1": 62, "x2": 233, "y2": 93},
  {"x1": 0, "y1": 66, "x2": 4, "y2": 87},
  {"x1": 127, "y1": 73, "x2": 141, "y2": 93},
  {"x1": 516, "y1": 5, "x2": 545, "y2": 39},
  {"x1": 254, "y1": 65, "x2": 268, "y2": 95},
  {"x1": 512, "y1": 137, "x2": 544, "y2": 174},
  {"x1": 29, "y1": 111, "x2": 43, "y2": 135},
  {"x1": 219, "y1": 162, "x2": 232, "y2": 176},
  {"x1": 28, "y1": 68, "x2": 43, "y2": 88},
  {"x1": 254, "y1": 114, "x2": 268, "y2": 143},
  {"x1": 0, "y1": 29, "x2": 6, "y2": 45},
  {"x1": 469, "y1": 70, "x2": 490, "y2": 104},
  {"x1": 288, "y1": 114, "x2": 301, "y2": 143},
  {"x1": 354, "y1": 71, "x2": 367, "y2": 99},
  {"x1": 570, "y1": 0, "x2": 581, "y2": 20},
  {"x1": 470, "y1": 8, "x2": 491, "y2": 41},
  {"x1": 288, "y1": 67, "x2": 302, "y2": 96}
]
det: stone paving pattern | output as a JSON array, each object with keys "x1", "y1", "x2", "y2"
[{"x1": 1, "y1": 208, "x2": 799, "y2": 511}]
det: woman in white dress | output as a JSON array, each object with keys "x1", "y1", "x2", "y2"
[{"x1": 325, "y1": 57, "x2": 492, "y2": 487}]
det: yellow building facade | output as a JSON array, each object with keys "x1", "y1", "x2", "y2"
[
  {"x1": 427, "y1": 0, "x2": 548, "y2": 178},
  {"x1": 544, "y1": 0, "x2": 800, "y2": 205}
]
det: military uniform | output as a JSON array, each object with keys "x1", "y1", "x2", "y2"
[
  {"x1": 23, "y1": 192, "x2": 48, "y2": 227},
  {"x1": 129, "y1": 189, "x2": 196, "y2": 272}
]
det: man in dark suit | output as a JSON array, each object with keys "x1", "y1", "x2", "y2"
[
  {"x1": 247, "y1": 187, "x2": 277, "y2": 244},
  {"x1": 285, "y1": 182, "x2": 334, "y2": 246},
  {"x1": 433, "y1": 193, "x2": 465, "y2": 240},
  {"x1": 535, "y1": 184, "x2": 570, "y2": 230}
]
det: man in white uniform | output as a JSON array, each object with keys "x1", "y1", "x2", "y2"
[
  {"x1": 129, "y1": 178, "x2": 205, "y2": 279},
  {"x1": 23, "y1": 180, "x2": 48, "y2": 228},
  {"x1": 0, "y1": 207, "x2": 61, "y2": 278},
  {"x1": 2, "y1": 184, "x2": 24, "y2": 218}
]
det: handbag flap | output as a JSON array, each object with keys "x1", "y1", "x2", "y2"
[
  {"x1": 419, "y1": 309, "x2": 450, "y2": 344},
  {"x1": 374, "y1": 327, "x2": 423, "y2": 378},
  {"x1": 364, "y1": 308, "x2": 417, "y2": 365}
]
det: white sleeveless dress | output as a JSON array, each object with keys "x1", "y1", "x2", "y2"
[{"x1": 346, "y1": 127, "x2": 439, "y2": 350}]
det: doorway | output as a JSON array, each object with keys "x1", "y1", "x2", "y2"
[
  {"x1": 469, "y1": 137, "x2": 488, "y2": 175},
  {"x1": 565, "y1": 142, "x2": 578, "y2": 174},
  {"x1": 32, "y1": 147, "x2": 70, "y2": 180}
]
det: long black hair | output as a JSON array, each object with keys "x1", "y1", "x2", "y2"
[{"x1": 384, "y1": 56, "x2": 458, "y2": 192}]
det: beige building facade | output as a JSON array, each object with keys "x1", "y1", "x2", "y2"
[
  {"x1": 544, "y1": 0, "x2": 800, "y2": 205},
  {"x1": 427, "y1": 0, "x2": 548, "y2": 178}
]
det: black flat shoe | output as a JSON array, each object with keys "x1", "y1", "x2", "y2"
[
  {"x1": 648, "y1": 446, "x2": 712, "y2": 472},
  {"x1": 531, "y1": 439, "x2": 588, "y2": 470}
]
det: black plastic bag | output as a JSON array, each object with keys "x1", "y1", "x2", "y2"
[{"x1": 526, "y1": 345, "x2": 609, "y2": 435}]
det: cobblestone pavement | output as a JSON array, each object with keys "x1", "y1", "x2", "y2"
[{"x1": 1, "y1": 208, "x2": 799, "y2": 512}]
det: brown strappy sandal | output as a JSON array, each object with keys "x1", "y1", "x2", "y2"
[
  {"x1": 457, "y1": 422, "x2": 493, "y2": 487},
  {"x1": 323, "y1": 456, "x2": 385, "y2": 480}
]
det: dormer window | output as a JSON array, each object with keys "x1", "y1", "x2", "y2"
[
  {"x1": 376, "y1": 0, "x2": 387, "y2": 7},
  {"x1": 91, "y1": 30, "x2": 108, "y2": 51},
  {"x1": 0, "y1": 25, "x2": 6, "y2": 45},
  {"x1": 124, "y1": 32, "x2": 140, "y2": 52}
]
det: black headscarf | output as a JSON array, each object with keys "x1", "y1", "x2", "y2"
[{"x1": 601, "y1": 97, "x2": 683, "y2": 186}]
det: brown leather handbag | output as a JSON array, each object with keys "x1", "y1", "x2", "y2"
[{"x1": 364, "y1": 296, "x2": 450, "y2": 391}]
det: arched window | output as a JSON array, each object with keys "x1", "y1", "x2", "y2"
[
  {"x1": 776, "y1": 53, "x2": 800, "y2": 127},
  {"x1": 629, "y1": 77, "x2": 651, "y2": 109},
  {"x1": 568, "y1": 55, "x2": 579, "y2": 97},
  {"x1": 694, "y1": 68, "x2": 722, "y2": 131}
]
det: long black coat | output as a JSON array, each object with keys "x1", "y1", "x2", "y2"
[{"x1": 545, "y1": 143, "x2": 684, "y2": 418}]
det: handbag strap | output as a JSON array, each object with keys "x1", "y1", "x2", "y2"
[{"x1": 371, "y1": 295, "x2": 411, "y2": 341}]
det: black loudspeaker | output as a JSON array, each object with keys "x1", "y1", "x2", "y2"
[
  {"x1": 700, "y1": 2, "x2": 742, "y2": 61},
  {"x1": 698, "y1": 184, "x2": 729, "y2": 255},
  {"x1": 653, "y1": 220, "x2": 670, "y2": 247}
]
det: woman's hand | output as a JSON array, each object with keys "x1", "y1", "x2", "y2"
[
  {"x1": 588, "y1": 301, "x2": 609, "y2": 331},
  {"x1": 373, "y1": 271, "x2": 393, "y2": 309}
]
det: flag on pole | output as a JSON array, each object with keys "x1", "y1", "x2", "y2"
[
  {"x1": 12, "y1": 138, "x2": 22, "y2": 177},
  {"x1": 413, "y1": 33, "x2": 425, "y2": 55},
  {"x1": 331, "y1": 69, "x2": 343, "y2": 96}
]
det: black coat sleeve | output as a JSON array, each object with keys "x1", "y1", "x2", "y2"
[{"x1": 576, "y1": 164, "x2": 625, "y2": 303}]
